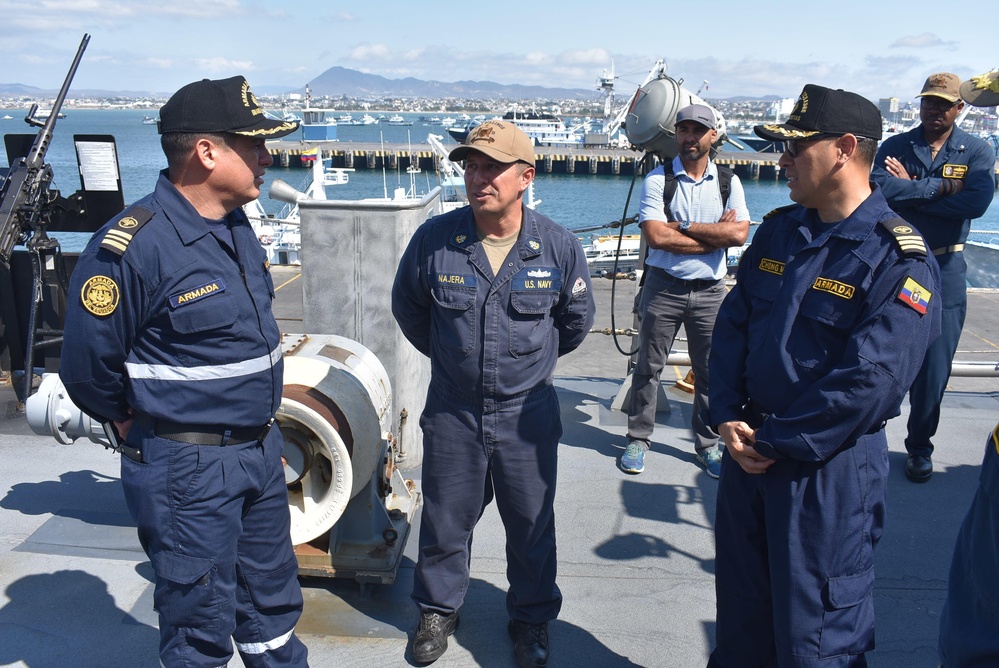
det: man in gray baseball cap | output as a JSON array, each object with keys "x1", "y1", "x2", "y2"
[{"x1": 617, "y1": 101, "x2": 749, "y2": 480}]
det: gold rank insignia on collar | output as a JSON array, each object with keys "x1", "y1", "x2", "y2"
[
  {"x1": 526, "y1": 239, "x2": 542, "y2": 252},
  {"x1": 881, "y1": 218, "x2": 927, "y2": 257},
  {"x1": 100, "y1": 206, "x2": 154, "y2": 256}
]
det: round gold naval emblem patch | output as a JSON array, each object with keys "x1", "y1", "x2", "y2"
[
  {"x1": 893, "y1": 225, "x2": 913, "y2": 234},
  {"x1": 81, "y1": 275, "x2": 120, "y2": 316},
  {"x1": 118, "y1": 216, "x2": 139, "y2": 229}
]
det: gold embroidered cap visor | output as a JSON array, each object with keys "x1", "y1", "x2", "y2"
[
  {"x1": 960, "y1": 71, "x2": 999, "y2": 108},
  {"x1": 753, "y1": 83, "x2": 882, "y2": 143},
  {"x1": 448, "y1": 120, "x2": 536, "y2": 167},
  {"x1": 157, "y1": 75, "x2": 299, "y2": 138}
]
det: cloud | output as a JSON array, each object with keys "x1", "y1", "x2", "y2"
[
  {"x1": 345, "y1": 43, "x2": 394, "y2": 63},
  {"x1": 195, "y1": 56, "x2": 256, "y2": 73},
  {"x1": 890, "y1": 33, "x2": 956, "y2": 49}
]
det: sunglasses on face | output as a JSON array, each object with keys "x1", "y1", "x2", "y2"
[
  {"x1": 782, "y1": 134, "x2": 839, "y2": 158},
  {"x1": 920, "y1": 98, "x2": 959, "y2": 112}
]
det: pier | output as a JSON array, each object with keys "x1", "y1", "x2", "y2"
[
  {"x1": 267, "y1": 140, "x2": 787, "y2": 181},
  {"x1": 267, "y1": 140, "x2": 999, "y2": 185}
]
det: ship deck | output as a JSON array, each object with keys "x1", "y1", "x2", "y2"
[{"x1": 1, "y1": 267, "x2": 997, "y2": 667}]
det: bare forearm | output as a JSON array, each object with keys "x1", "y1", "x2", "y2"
[
  {"x1": 683, "y1": 219, "x2": 750, "y2": 248},
  {"x1": 644, "y1": 222, "x2": 714, "y2": 253}
]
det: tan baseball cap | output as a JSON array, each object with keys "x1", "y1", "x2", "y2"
[
  {"x1": 449, "y1": 120, "x2": 536, "y2": 166},
  {"x1": 916, "y1": 72, "x2": 962, "y2": 103}
]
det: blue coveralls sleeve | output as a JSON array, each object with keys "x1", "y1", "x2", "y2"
[
  {"x1": 873, "y1": 134, "x2": 995, "y2": 220},
  {"x1": 553, "y1": 232, "x2": 595, "y2": 356},
  {"x1": 707, "y1": 226, "x2": 758, "y2": 427},
  {"x1": 391, "y1": 224, "x2": 433, "y2": 357},
  {"x1": 754, "y1": 256, "x2": 941, "y2": 461},
  {"x1": 59, "y1": 242, "x2": 145, "y2": 423},
  {"x1": 918, "y1": 141, "x2": 994, "y2": 219}
]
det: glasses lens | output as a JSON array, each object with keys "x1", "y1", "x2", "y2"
[
  {"x1": 783, "y1": 139, "x2": 797, "y2": 157},
  {"x1": 921, "y1": 98, "x2": 955, "y2": 112}
]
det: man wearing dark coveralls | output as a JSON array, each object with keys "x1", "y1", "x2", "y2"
[
  {"x1": 937, "y1": 69, "x2": 999, "y2": 668},
  {"x1": 59, "y1": 77, "x2": 308, "y2": 668},
  {"x1": 392, "y1": 120, "x2": 594, "y2": 667},
  {"x1": 872, "y1": 72, "x2": 995, "y2": 483},
  {"x1": 707, "y1": 85, "x2": 941, "y2": 666},
  {"x1": 618, "y1": 103, "x2": 750, "y2": 478}
]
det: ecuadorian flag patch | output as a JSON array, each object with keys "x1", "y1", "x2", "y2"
[{"x1": 897, "y1": 276, "x2": 931, "y2": 314}]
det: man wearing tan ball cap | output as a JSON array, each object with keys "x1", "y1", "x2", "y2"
[
  {"x1": 872, "y1": 72, "x2": 995, "y2": 483},
  {"x1": 393, "y1": 120, "x2": 594, "y2": 667}
]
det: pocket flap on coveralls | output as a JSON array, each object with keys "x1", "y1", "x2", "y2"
[
  {"x1": 431, "y1": 285, "x2": 475, "y2": 311},
  {"x1": 151, "y1": 550, "x2": 215, "y2": 585},
  {"x1": 826, "y1": 567, "x2": 875, "y2": 609}
]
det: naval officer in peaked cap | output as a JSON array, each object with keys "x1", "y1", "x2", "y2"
[{"x1": 60, "y1": 76, "x2": 309, "y2": 667}]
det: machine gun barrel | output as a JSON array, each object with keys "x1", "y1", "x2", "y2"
[{"x1": 0, "y1": 33, "x2": 90, "y2": 270}]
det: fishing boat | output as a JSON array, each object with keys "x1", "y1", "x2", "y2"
[{"x1": 141, "y1": 115, "x2": 157, "y2": 125}]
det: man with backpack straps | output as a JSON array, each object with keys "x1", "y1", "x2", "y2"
[{"x1": 619, "y1": 103, "x2": 750, "y2": 478}]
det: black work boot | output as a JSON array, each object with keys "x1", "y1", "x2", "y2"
[
  {"x1": 411, "y1": 611, "x2": 459, "y2": 664},
  {"x1": 508, "y1": 619, "x2": 549, "y2": 668},
  {"x1": 905, "y1": 454, "x2": 933, "y2": 482}
]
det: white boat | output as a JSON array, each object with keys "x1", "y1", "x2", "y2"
[
  {"x1": 300, "y1": 85, "x2": 337, "y2": 142},
  {"x1": 243, "y1": 158, "x2": 354, "y2": 265},
  {"x1": 582, "y1": 234, "x2": 642, "y2": 276},
  {"x1": 1, "y1": 115, "x2": 13, "y2": 120},
  {"x1": 141, "y1": 116, "x2": 157, "y2": 125},
  {"x1": 386, "y1": 115, "x2": 413, "y2": 126},
  {"x1": 281, "y1": 111, "x2": 302, "y2": 123},
  {"x1": 359, "y1": 114, "x2": 377, "y2": 125}
]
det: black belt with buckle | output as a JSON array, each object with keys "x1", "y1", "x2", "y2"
[
  {"x1": 649, "y1": 266, "x2": 722, "y2": 290},
  {"x1": 135, "y1": 415, "x2": 273, "y2": 447}
]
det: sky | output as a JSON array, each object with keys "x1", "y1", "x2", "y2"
[{"x1": 0, "y1": 0, "x2": 995, "y2": 103}]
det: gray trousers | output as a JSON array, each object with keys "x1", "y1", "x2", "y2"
[{"x1": 627, "y1": 267, "x2": 725, "y2": 453}]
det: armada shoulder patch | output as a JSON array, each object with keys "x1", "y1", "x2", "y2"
[
  {"x1": 880, "y1": 217, "x2": 927, "y2": 258},
  {"x1": 81, "y1": 275, "x2": 120, "y2": 316},
  {"x1": 762, "y1": 204, "x2": 796, "y2": 221},
  {"x1": 99, "y1": 206, "x2": 154, "y2": 256}
]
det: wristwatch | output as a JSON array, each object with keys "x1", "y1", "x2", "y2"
[{"x1": 679, "y1": 220, "x2": 691, "y2": 231}]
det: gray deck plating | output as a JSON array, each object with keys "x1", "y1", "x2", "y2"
[{"x1": 1, "y1": 269, "x2": 996, "y2": 667}]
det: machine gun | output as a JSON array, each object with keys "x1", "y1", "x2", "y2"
[{"x1": 0, "y1": 34, "x2": 89, "y2": 401}]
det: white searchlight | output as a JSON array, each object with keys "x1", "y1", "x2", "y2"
[{"x1": 624, "y1": 74, "x2": 729, "y2": 162}]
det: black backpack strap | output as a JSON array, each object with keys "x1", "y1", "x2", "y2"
[
  {"x1": 661, "y1": 161, "x2": 679, "y2": 222},
  {"x1": 716, "y1": 165, "x2": 734, "y2": 208}
]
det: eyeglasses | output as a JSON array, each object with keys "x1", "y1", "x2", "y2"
[
  {"x1": 782, "y1": 134, "x2": 838, "y2": 158},
  {"x1": 920, "y1": 97, "x2": 959, "y2": 112},
  {"x1": 782, "y1": 133, "x2": 873, "y2": 158}
]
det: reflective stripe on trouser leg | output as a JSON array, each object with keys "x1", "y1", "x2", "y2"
[{"x1": 231, "y1": 426, "x2": 308, "y2": 668}]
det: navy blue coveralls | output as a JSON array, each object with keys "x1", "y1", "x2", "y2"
[
  {"x1": 707, "y1": 188, "x2": 941, "y2": 667},
  {"x1": 872, "y1": 127, "x2": 994, "y2": 458},
  {"x1": 60, "y1": 172, "x2": 307, "y2": 668},
  {"x1": 938, "y1": 420, "x2": 999, "y2": 666},
  {"x1": 939, "y1": 422, "x2": 999, "y2": 666},
  {"x1": 391, "y1": 204, "x2": 594, "y2": 624}
]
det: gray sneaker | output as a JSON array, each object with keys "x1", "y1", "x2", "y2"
[
  {"x1": 619, "y1": 441, "x2": 646, "y2": 474},
  {"x1": 695, "y1": 448, "x2": 723, "y2": 479}
]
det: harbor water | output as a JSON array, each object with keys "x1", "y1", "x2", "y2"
[{"x1": 3, "y1": 108, "x2": 999, "y2": 248}]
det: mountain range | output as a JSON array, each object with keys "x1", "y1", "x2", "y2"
[{"x1": 0, "y1": 66, "x2": 781, "y2": 102}]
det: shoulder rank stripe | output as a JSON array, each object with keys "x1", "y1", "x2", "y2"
[
  {"x1": 99, "y1": 206, "x2": 154, "y2": 256},
  {"x1": 880, "y1": 218, "x2": 927, "y2": 257},
  {"x1": 762, "y1": 204, "x2": 796, "y2": 221}
]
